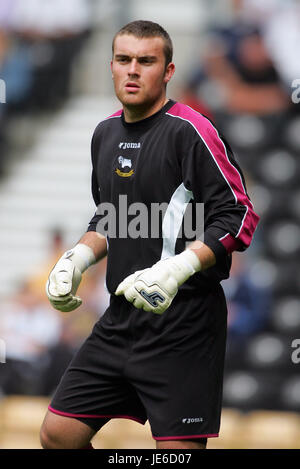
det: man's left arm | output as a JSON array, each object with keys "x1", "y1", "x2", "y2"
[
  {"x1": 116, "y1": 118, "x2": 260, "y2": 314},
  {"x1": 115, "y1": 242, "x2": 214, "y2": 315}
]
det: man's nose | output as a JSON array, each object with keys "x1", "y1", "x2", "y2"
[{"x1": 128, "y1": 58, "x2": 139, "y2": 76}]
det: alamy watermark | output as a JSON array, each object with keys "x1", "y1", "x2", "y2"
[
  {"x1": 291, "y1": 79, "x2": 300, "y2": 104},
  {"x1": 291, "y1": 339, "x2": 300, "y2": 364},
  {"x1": 0, "y1": 79, "x2": 6, "y2": 104},
  {"x1": 0, "y1": 339, "x2": 6, "y2": 363},
  {"x1": 95, "y1": 196, "x2": 204, "y2": 244}
]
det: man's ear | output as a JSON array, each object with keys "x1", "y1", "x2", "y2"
[
  {"x1": 110, "y1": 60, "x2": 114, "y2": 79},
  {"x1": 164, "y1": 62, "x2": 175, "y2": 84}
]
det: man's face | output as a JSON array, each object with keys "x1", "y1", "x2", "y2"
[{"x1": 111, "y1": 34, "x2": 174, "y2": 111}]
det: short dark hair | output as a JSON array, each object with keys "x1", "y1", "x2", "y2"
[{"x1": 112, "y1": 20, "x2": 173, "y2": 66}]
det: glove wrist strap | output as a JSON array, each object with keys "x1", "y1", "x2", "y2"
[
  {"x1": 177, "y1": 249, "x2": 202, "y2": 274},
  {"x1": 63, "y1": 244, "x2": 96, "y2": 273}
]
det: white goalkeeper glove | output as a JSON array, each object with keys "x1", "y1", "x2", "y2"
[
  {"x1": 115, "y1": 249, "x2": 201, "y2": 315},
  {"x1": 46, "y1": 244, "x2": 96, "y2": 312}
]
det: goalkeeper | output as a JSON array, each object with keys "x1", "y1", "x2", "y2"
[{"x1": 40, "y1": 20, "x2": 259, "y2": 450}]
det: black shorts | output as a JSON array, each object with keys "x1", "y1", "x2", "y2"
[{"x1": 49, "y1": 285, "x2": 227, "y2": 441}]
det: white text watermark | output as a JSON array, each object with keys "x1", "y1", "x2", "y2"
[
  {"x1": 95, "y1": 196, "x2": 204, "y2": 243},
  {"x1": 291, "y1": 79, "x2": 300, "y2": 104},
  {"x1": 0, "y1": 339, "x2": 6, "y2": 363},
  {"x1": 291, "y1": 339, "x2": 300, "y2": 364},
  {"x1": 0, "y1": 79, "x2": 6, "y2": 104}
]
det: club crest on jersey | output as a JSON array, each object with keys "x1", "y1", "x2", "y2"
[{"x1": 115, "y1": 155, "x2": 134, "y2": 177}]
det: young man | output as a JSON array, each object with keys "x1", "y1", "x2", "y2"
[{"x1": 40, "y1": 20, "x2": 259, "y2": 450}]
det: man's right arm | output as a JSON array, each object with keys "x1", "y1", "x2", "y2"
[
  {"x1": 76, "y1": 231, "x2": 107, "y2": 262},
  {"x1": 46, "y1": 123, "x2": 108, "y2": 312},
  {"x1": 46, "y1": 231, "x2": 107, "y2": 313}
]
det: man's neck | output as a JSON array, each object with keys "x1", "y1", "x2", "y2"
[{"x1": 123, "y1": 97, "x2": 169, "y2": 123}]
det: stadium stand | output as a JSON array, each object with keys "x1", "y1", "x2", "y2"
[{"x1": 0, "y1": 0, "x2": 299, "y2": 449}]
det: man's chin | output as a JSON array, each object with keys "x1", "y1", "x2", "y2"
[{"x1": 118, "y1": 93, "x2": 145, "y2": 107}]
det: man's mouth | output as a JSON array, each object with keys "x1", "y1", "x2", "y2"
[{"x1": 125, "y1": 82, "x2": 140, "y2": 92}]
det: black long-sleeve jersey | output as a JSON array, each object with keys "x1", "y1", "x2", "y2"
[{"x1": 87, "y1": 99, "x2": 260, "y2": 295}]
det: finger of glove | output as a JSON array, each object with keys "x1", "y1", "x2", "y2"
[
  {"x1": 140, "y1": 296, "x2": 168, "y2": 314},
  {"x1": 142, "y1": 267, "x2": 178, "y2": 296},
  {"x1": 124, "y1": 285, "x2": 138, "y2": 303},
  {"x1": 133, "y1": 296, "x2": 144, "y2": 309},
  {"x1": 115, "y1": 274, "x2": 135, "y2": 295},
  {"x1": 142, "y1": 302, "x2": 153, "y2": 312},
  {"x1": 115, "y1": 281, "x2": 126, "y2": 296},
  {"x1": 115, "y1": 270, "x2": 147, "y2": 296},
  {"x1": 152, "y1": 304, "x2": 168, "y2": 315},
  {"x1": 134, "y1": 279, "x2": 171, "y2": 314},
  {"x1": 48, "y1": 259, "x2": 74, "y2": 296},
  {"x1": 49, "y1": 291, "x2": 77, "y2": 305},
  {"x1": 48, "y1": 274, "x2": 71, "y2": 296},
  {"x1": 150, "y1": 296, "x2": 172, "y2": 315},
  {"x1": 133, "y1": 290, "x2": 159, "y2": 311},
  {"x1": 54, "y1": 270, "x2": 74, "y2": 296},
  {"x1": 59, "y1": 297, "x2": 82, "y2": 312},
  {"x1": 70, "y1": 266, "x2": 82, "y2": 296},
  {"x1": 49, "y1": 293, "x2": 73, "y2": 306},
  {"x1": 52, "y1": 296, "x2": 82, "y2": 312}
]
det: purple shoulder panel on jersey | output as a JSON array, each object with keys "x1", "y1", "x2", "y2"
[
  {"x1": 166, "y1": 102, "x2": 260, "y2": 253},
  {"x1": 105, "y1": 109, "x2": 123, "y2": 119}
]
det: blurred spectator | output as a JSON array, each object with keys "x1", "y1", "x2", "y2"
[
  {"x1": 27, "y1": 227, "x2": 66, "y2": 302},
  {"x1": 0, "y1": 226, "x2": 110, "y2": 396},
  {"x1": 0, "y1": 268, "x2": 110, "y2": 397},
  {"x1": 0, "y1": 0, "x2": 93, "y2": 112},
  {"x1": 0, "y1": 281, "x2": 62, "y2": 395},
  {"x1": 41, "y1": 259, "x2": 110, "y2": 396},
  {"x1": 9, "y1": 0, "x2": 93, "y2": 110},
  {"x1": 28, "y1": 227, "x2": 110, "y2": 318},
  {"x1": 0, "y1": 0, "x2": 93, "y2": 177},
  {"x1": 0, "y1": 0, "x2": 34, "y2": 113},
  {"x1": 79, "y1": 259, "x2": 110, "y2": 319},
  {"x1": 24, "y1": 227, "x2": 109, "y2": 395},
  {"x1": 228, "y1": 0, "x2": 300, "y2": 93},
  {"x1": 222, "y1": 252, "x2": 272, "y2": 344},
  {"x1": 182, "y1": 0, "x2": 291, "y2": 116},
  {"x1": 0, "y1": 3, "x2": 16, "y2": 172},
  {"x1": 262, "y1": 1, "x2": 300, "y2": 90}
]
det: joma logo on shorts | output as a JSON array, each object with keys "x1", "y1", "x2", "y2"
[
  {"x1": 182, "y1": 417, "x2": 203, "y2": 424},
  {"x1": 119, "y1": 142, "x2": 141, "y2": 149}
]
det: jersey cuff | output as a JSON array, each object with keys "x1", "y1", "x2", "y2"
[
  {"x1": 87, "y1": 224, "x2": 97, "y2": 232},
  {"x1": 218, "y1": 232, "x2": 244, "y2": 253},
  {"x1": 204, "y1": 228, "x2": 243, "y2": 260}
]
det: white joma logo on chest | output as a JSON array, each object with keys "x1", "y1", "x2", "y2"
[{"x1": 119, "y1": 142, "x2": 141, "y2": 149}]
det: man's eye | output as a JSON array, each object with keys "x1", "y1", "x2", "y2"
[{"x1": 140, "y1": 59, "x2": 153, "y2": 65}]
